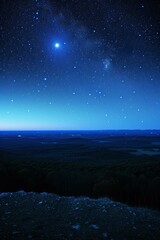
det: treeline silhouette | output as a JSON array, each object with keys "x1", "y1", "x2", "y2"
[{"x1": 0, "y1": 155, "x2": 160, "y2": 211}]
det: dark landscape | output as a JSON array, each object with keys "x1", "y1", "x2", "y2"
[
  {"x1": 0, "y1": 130, "x2": 160, "y2": 239},
  {"x1": 1, "y1": 130, "x2": 160, "y2": 209}
]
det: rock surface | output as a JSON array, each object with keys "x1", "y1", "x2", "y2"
[{"x1": 0, "y1": 191, "x2": 160, "y2": 240}]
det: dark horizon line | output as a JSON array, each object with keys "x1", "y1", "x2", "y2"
[{"x1": 0, "y1": 129, "x2": 160, "y2": 132}]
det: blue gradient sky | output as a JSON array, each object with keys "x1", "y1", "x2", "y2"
[{"x1": 0, "y1": 0, "x2": 160, "y2": 130}]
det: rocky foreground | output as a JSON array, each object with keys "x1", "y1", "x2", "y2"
[{"x1": 0, "y1": 191, "x2": 160, "y2": 240}]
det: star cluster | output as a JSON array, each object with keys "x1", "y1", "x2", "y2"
[{"x1": 0, "y1": 0, "x2": 160, "y2": 130}]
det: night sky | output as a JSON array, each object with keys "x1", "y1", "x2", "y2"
[{"x1": 0, "y1": 0, "x2": 160, "y2": 130}]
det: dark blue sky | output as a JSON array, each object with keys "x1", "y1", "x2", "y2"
[{"x1": 0, "y1": 0, "x2": 160, "y2": 130}]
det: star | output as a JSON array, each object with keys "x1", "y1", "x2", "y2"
[{"x1": 54, "y1": 43, "x2": 60, "y2": 48}]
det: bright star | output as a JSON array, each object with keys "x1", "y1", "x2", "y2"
[{"x1": 55, "y1": 43, "x2": 60, "y2": 48}]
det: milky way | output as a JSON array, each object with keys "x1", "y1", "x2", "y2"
[{"x1": 0, "y1": 0, "x2": 160, "y2": 130}]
